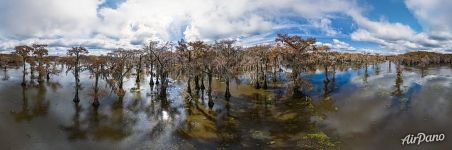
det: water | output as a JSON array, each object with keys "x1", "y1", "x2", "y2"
[{"x1": 0, "y1": 62, "x2": 451, "y2": 149}]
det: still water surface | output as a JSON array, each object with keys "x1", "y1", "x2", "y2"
[{"x1": 0, "y1": 62, "x2": 451, "y2": 149}]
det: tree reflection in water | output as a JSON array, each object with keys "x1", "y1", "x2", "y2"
[
  {"x1": 60, "y1": 103, "x2": 86, "y2": 140},
  {"x1": 4, "y1": 58, "x2": 449, "y2": 149},
  {"x1": 2, "y1": 67, "x2": 9, "y2": 81},
  {"x1": 391, "y1": 63, "x2": 408, "y2": 110},
  {"x1": 172, "y1": 77, "x2": 339, "y2": 149},
  {"x1": 32, "y1": 82, "x2": 50, "y2": 117},
  {"x1": 10, "y1": 83, "x2": 50, "y2": 122},
  {"x1": 60, "y1": 96, "x2": 135, "y2": 141},
  {"x1": 10, "y1": 86, "x2": 33, "y2": 122},
  {"x1": 363, "y1": 63, "x2": 369, "y2": 86}
]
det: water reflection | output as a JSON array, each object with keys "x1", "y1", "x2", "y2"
[
  {"x1": 2, "y1": 68, "x2": 9, "y2": 81},
  {"x1": 0, "y1": 62, "x2": 451, "y2": 149},
  {"x1": 391, "y1": 63, "x2": 407, "y2": 109},
  {"x1": 60, "y1": 103, "x2": 86, "y2": 140},
  {"x1": 10, "y1": 86, "x2": 33, "y2": 122},
  {"x1": 33, "y1": 83, "x2": 50, "y2": 117},
  {"x1": 10, "y1": 83, "x2": 50, "y2": 122},
  {"x1": 363, "y1": 64, "x2": 369, "y2": 86},
  {"x1": 60, "y1": 96, "x2": 136, "y2": 141}
]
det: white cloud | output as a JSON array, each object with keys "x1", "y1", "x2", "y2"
[
  {"x1": 332, "y1": 39, "x2": 352, "y2": 49},
  {"x1": 0, "y1": 0, "x2": 101, "y2": 39},
  {"x1": 347, "y1": 1, "x2": 452, "y2": 53},
  {"x1": 0, "y1": 0, "x2": 358, "y2": 52},
  {"x1": 316, "y1": 39, "x2": 357, "y2": 53},
  {"x1": 0, "y1": 0, "x2": 450, "y2": 53},
  {"x1": 309, "y1": 18, "x2": 339, "y2": 36},
  {"x1": 405, "y1": 0, "x2": 452, "y2": 34}
]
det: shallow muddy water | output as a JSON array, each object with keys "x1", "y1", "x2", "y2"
[{"x1": 0, "y1": 62, "x2": 451, "y2": 149}]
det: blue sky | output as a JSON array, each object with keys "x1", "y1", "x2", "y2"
[{"x1": 0, "y1": 0, "x2": 451, "y2": 54}]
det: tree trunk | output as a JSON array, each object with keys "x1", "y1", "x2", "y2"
[
  {"x1": 119, "y1": 78, "x2": 124, "y2": 90},
  {"x1": 136, "y1": 67, "x2": 140, "y2": 83},
  {"x1": 200, "y1": 73, "x2": 205, "y2": 90},
  {"x1": 255, "y1": 63, "x2": 260, "y2": 89},
  {"x1": 388, "y1": 61, "x2": 392, "y2": 73},
  {"x1": 73, "y1": 86, "x2": 80, "y2": 103},
  {"x1": 93, "y1": 73, "x2": 100, "y2": 107},
  {"x1": 30, "y1": 63, "x2": 34, "y2": 81},
  {"x1": 186, "y1": 77, "x2": 192, "y2": 96},
  {"x1": 272, "y1": 58, "x2": 278, "y2": 82},
  {"x1": 324, "y1": 65, "x2": 329, "y2": 83},
  {"x1": 158, "y1": 72, "x2": 168, "y2": 99},
  {"x1": 263, "y1": 62, "x2": 268, "y2": 89},
  {"x1": 136, "y1": 56, "x2": 142, "y2": 83},
  {"x1": 74, "y1": 57, "x2": 81, "y2": 103},
  {"x1": 38, "y1": 60, "x2": 43, "y2": 83},
  {"x1": 332, "y1": 65, "x2": 336, "y2": 82},
  {"x1": 208, "y1": 89, "x2": 214, "y2": 109},
  {"x1": 208, "y1": 72, "x2": 213, "y2": 93},
  {"x1": 292, "y1": 70, "x2": 302, "y2": 97},
  {"x1": 155, "y1": 67, "x2": 160, "y2": 85},
  {"x1": 21, "y1": 59, "x2": 26, "y2": 87},
  {"x1": 149, "y1": 62, "x2": 154, "y2": 85},
  {"x1": 194, "y1": 75, "x2": 200, "y2": 90},
  {"x1": 225, "y1": 77, "x2": 231, "y2": 98}
]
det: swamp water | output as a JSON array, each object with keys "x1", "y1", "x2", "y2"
[{"x1": 0, "y1": 62, "x2": 451, "y2": 149}]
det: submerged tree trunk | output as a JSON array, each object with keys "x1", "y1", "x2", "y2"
[
  {"x1": 332, "y1": 65, "x2": 336, "y2": 82},
  {"x1": 93, "y1": 73, "x2": 100, "y2": 107},
  {"x1": 186, "y1": 77, "x2": 192, "y2": 96},
  {"x1": 136, "y1": 56, "x2": 142, "y2": 83},
  {"x1": 30, "y1": 63, "x2": 34, "y2": 81},
  {"x1": 158, "y1": 72, "x2": 168, "y2": 99},
  {"x1": 149, "y1": 61, "x2": 154, "y2": 86},
  {"x1": 263, "y1": 62, "x2": 268, "y2": 89},
  {"x1": 73, "y1": 84, "x2": 80, "y2": 103},
  {"x1": 272, "y1": 58, "x2": 278, "y2": 82},
  {"x1": 73, "y1": 60, "x2": 81, "y2": 103},
  {"x1": 225, "y1": 77, "x2": 231, "y2": 98},
  {"x1": 207, "y1": 89, "x2": 214, "y2": 109},
  {"x1": 364, "y1": 63, "x2": 369, "y2": 84},
  {"x1": 324, "y1": 65, "x2": 329, "y2": 83},
  {"x1": 207, "y1": 71, "x2": 213, "y2": 93},
  {"x1": 292, "y1": 69, "x2": 302, "y2": 97},
  {"x1": 38, "y1": 61, "x2": 43, "y2": 83},
  {"x1": 46, "y1": 65, "x2": 50, "y2": 82},
  {"x1": 136, "y1": 68, "x2": 140, "y2": 83},
  {"x1": 194, "y1": 75, "x2": 200, "y2": 91},
  {"x1": 388, "y1": 61, "x2": 392, "y2": 73},
  {"x1": 255, "y1": 63, "x2": 260, "y2": 89},
  {"x1": 119, "y1": 78, "x2": 124, "y2": 93},
  {"x1": 200, "y1": 73, "x2": 205, "y2": 90},
  {"x1": 21, "y1": 59, "x2": 26, "y2": 87},
  {"x1": 155, "y1": 66, "x2": 160, "y2": 85}
]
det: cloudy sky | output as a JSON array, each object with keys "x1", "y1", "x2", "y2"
[{"x1": 0, "y1": 0, "x2": 451, "y2": 54}]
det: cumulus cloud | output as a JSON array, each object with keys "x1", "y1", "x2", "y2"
[
  {"x1": 0, "y1": 0, "x2": 357, "y2": 52},
  {"x1": 332, "y1": 39, "x2": 354, "y2": 50},
  {"x1": 348, "y1": 1, "x2": 452, "y2": 53},
  {"x1": 405, "y1": 0, "x2": 452, "y2": 34},
  {"x1": 0, "y1": 0, "x2": 450, "y2": 53},
  {"x1": 95, "y1": 0, "x2": 355, "y2": 43},
  {"x1": 309, "y1": 18, "x2": 339, "y2": 36},
  {"x1": 317, "y1": 39, "x2": 399, "y2": 54},
  {"x1": 0, "y1": 0, "x2": 101, "y2": 39}
]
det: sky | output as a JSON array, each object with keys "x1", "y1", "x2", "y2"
[{"x1": 0, "y1": 0, "x2": 451, "y2": 55}]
